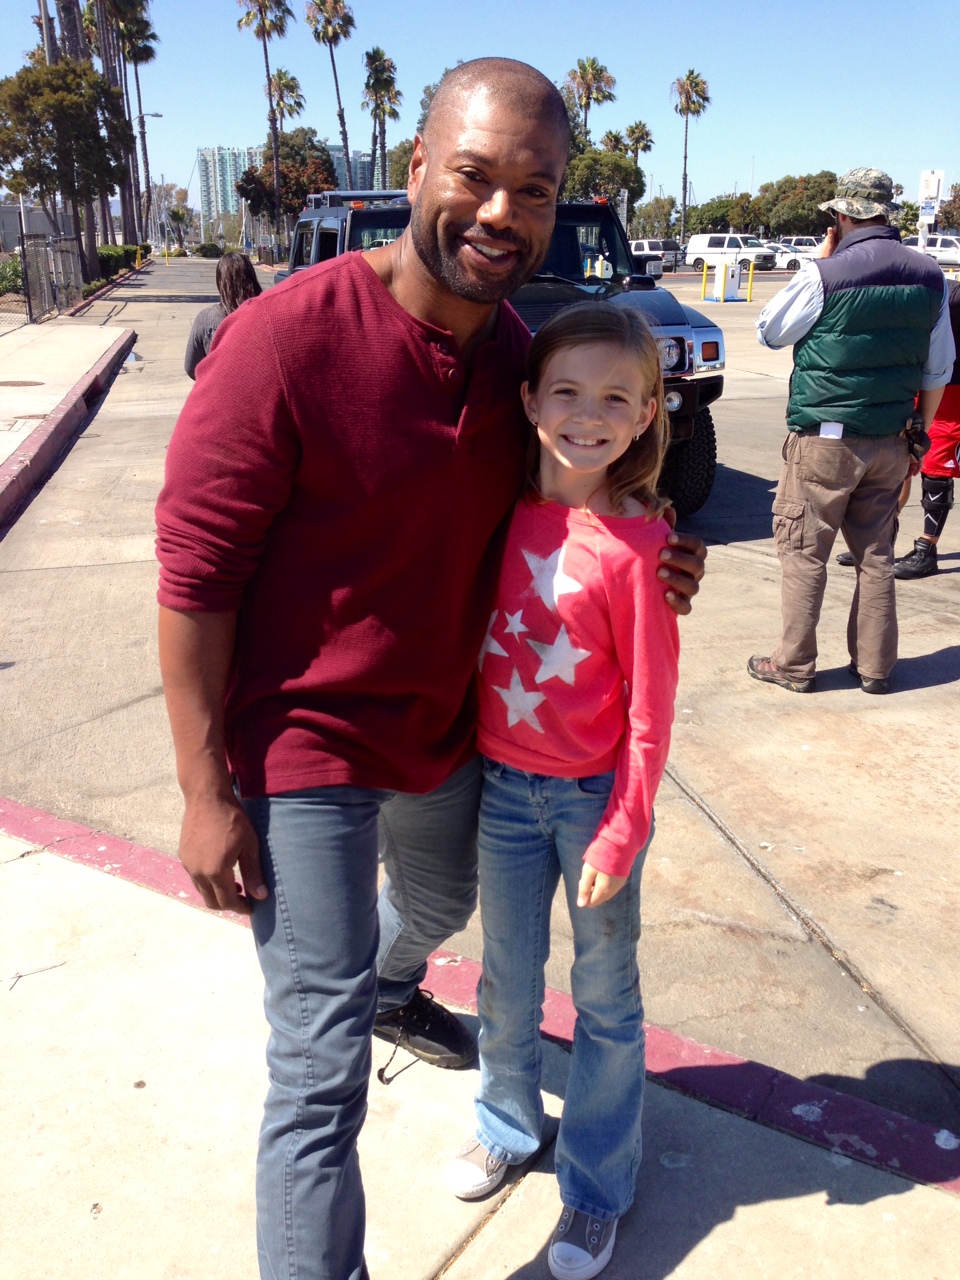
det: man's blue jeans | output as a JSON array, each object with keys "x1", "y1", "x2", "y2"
[
  {"x1": 474, "y1": 760, "x2": 649, "y2": 1222},
  {"x1": 242, "y1": 758, "x2": 480, "y2": 1280}
]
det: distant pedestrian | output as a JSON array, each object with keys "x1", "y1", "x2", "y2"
[
  {"x1": 446, "y1": 302, "x2": 679, "y2": 1280},
  {"x1": 895, "y1": 279, "x2": 960, "y2": 578},
  {"x1": 183, "y1": 251, "x2": 262, "y2": 379},
  {"x1": 749, "y1": 167, "x2": 955, "y2": 696}
]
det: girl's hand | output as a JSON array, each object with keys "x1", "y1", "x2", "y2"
[{"x1": 577, "y1": 862, "x2": 628, "y2": 908}]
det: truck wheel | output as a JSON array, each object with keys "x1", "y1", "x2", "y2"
[
  {"x1": 659, "y1": 408, "x2": 717, "y2": 517},
  {"x1": 787, "y1": 258, "x2": 801, "y2": 271},
  {"x1": 692, "y1": 258, "x2": 705, "y2": 272}
]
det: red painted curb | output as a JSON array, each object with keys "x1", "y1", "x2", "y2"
[
  {"x1": 0, "y1": 327, "x2": 137, "y2": 528},
  {"x1": 3, "y1": 793, "x2": 959, "y2": 1193}
]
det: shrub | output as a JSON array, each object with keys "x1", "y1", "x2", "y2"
[
  {"x1": 139, "y1": 242, "x2": 151, "y2": 256},
  {"x1": 195, "y1": 242, "x2": 223, "y2": 258},
  {"x1": 171, "y1": 247, "x2": 188, "y2": 258},
  {"x1": 82, "y1": 278, "x2": 108, "y2": 299},
  {"x1": 96, "y1": 244, "x2": 140, "y2": 278},
  {"x1": 0, "y1": 256, "x2": 23, "y2": 296}
]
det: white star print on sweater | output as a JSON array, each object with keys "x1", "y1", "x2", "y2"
[{"x1": 476, "y1": 496, "x2": 680, "y2": 877}]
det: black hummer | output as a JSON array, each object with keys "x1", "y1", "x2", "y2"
[{"x1": 279, "y1": 192, "x2": 725, "y2": 516}]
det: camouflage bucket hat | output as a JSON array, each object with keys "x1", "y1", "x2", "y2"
[{"x1": 819, "y1": 167, "x2": 901, "y2": 219}]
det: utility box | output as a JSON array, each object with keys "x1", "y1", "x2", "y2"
[{"x1": 712, "y1": 263, "x2": 741, "y2": 301}]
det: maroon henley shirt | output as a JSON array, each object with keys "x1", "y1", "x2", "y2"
[{"x1": 156, "y1": 252, "x2": 529, "y2": 796}]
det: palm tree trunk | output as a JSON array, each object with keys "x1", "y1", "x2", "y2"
[
  {"x1": 680, "y1": 114, "x2": 690, "y2": 243},
  {"x1": 328, "y1": 46, "x2": 353, "y2": 188},
  {"x1": 379, "y1": 119, "x2": 388, "y2": 193},
  {"x1": 39, "y1": 1, "x2": 59, "y2": 63},
  {"x1": 100, "y1": 192, "x2": 115, "y2": 246},
  {"x1": 120, "y1": 55, "x2": 143, "y2": 242},
  {"x1": 371, "y1": 120, "x2": 378, "y2": 189},
  {"x1": 260, "y1": 37, "x2": 283, "y2": 244},
  {"x1": 82, "y1": 199, "x2": 99, "y2": 279},
  {"x1": 133, "y1": 59, "x2": 154, "y2": 247}
]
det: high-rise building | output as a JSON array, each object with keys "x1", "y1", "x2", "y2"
[
  {"x1": 327, "y1": 146, "x2": 375, "y2": 191},
  {"x1": 197, "y1": 146, "x2": 264, "y2": 223}
]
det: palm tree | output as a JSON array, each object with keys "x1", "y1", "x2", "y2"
[
  {"x1": 624, "y1": 121, "x2": 654, "y2": 164},
  {"x1": 600, "y1": 130, "x2": 626, "y2": 154},
  {"x1": 270, "y1": 68, "x2": 305, "y2": 132},
  {"x1": 122, "y1": 12, "x2": 159, "y2": 246},
  {"x1": 362, "y1": 48, "x2": 401, "y2": 191},
  {"x1": 671, "y1": 69, "x2": 710, "y2": 243},
  {"x1": 565, "y1": 57, "x2": 616, "y2": 140},
  {"x1": 237, "y1": 0, "x2": 294, "y2": 241},
  {"x1": 305, "y1": 1, "x2": 355, "y2": 189}
]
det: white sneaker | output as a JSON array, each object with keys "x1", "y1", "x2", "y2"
[
  {"x1": 446, "y1": 1136, "x2": 509, "y2": 1200},
  {"x1": 548, "y1": 1208, "x2": 618, "y2": 1280}
]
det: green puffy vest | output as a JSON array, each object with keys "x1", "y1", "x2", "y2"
[{"x1": 788, "y1": 240, "x2": 943, "y2": 436}]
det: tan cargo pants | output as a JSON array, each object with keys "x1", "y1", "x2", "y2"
[{"x1": 770, "y1": 431, "x2": 910, "y2": 682}]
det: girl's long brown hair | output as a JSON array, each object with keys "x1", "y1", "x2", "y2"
[
  {"x1": 216, "y1": 252, "x2": 262, "y2": 314},
  {"x1": 525, "y1": 301, "x2": 670, "y2": 516}
]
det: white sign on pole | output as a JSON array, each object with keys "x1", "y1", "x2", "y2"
[{"x1": 918, "y1": 170, "x2": 944, "y2": 205}]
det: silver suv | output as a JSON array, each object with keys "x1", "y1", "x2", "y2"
[
  {"x1": 902, "y1": 235, "x2": 960, "y2": 268},
  {"x1": 629, "y1": 238, "x2": 681, "y2": 272}
]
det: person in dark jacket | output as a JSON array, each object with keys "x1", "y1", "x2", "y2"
[
  {"x1": 748, "y1": 168, "x2": 955, "y2": 695},
  {"x1": 183, "y1": 251, "x2": 262, "y2": 379}
]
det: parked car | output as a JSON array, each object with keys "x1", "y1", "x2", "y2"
[
  {"x1": 901, "y1": 235, "x2": 960, "y2": 268},
  {"x1": 280, "y1": 193, "x2": 727, "y2": 515},
  {"x1": 685, "y1": 233, "x2": 776, "y2": 272},
  {"x1": 629, "y1": 237, "x2": 682, "y2": 271},
  {"x1": 773, "y1": 243, "x2": 814, "y2": 271}
]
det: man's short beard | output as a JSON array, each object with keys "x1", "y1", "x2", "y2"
[{"x1": 410, "y1": 203, "x2": 542, "y2": 304}]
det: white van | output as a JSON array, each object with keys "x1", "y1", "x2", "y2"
[{"x1": 685, "y1": 234, "x2": 776, "y2": 272}]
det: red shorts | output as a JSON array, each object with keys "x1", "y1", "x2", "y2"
[{"x1": 923, "y1": 384, "x2": 960, "y2": 478}]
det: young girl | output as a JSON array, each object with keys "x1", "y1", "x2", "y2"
[{"x1": 447, "y1": 302, "x2": 680, "y2": 1280}]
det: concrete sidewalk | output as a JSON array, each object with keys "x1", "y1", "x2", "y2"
[
  {"x1": 0, "y1": 320, "x2": 136, "y2": 526},
  {"x1": 2, "y1": 816, "x2": 959, "y2": 1280}
]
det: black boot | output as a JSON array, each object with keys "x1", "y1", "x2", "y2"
[{"x1": 894, "y1": 537, "x2": 938, "y2": 579}]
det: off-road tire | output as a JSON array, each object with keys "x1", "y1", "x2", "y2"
[{"x1": 659, "y1": 407, "x2": 717, "y2": 517}]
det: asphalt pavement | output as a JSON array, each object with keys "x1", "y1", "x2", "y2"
[{"x1": 1, "y1": 259, "x2": 959, "y2": 1278}]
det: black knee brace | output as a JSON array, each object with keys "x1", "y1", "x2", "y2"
[{"x1": 922, "y1": 475, "x2": 953, "y2": 540}]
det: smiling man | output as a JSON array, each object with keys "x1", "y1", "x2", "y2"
[{"x1": 155, "y1": 58, "x2": 706, "y2": 1280}]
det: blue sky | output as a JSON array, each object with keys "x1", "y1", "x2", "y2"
[{"x1": 4, "y1": 0, "x2": 958, "y2": 210}]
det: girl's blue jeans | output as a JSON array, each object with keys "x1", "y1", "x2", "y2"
[{"x1": 475, "y1": 758, "x2": 650, "y2": 1222}]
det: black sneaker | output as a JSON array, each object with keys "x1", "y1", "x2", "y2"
[
  {"x1": 835, "y1": 550, "x2": 855, "y2": 566},
  {"x1": 374, "y1": 989, "x2": 476, "y2": 1068},
  {"x1": 894, "y1": 537, "x2": 938, "y2": 579}
]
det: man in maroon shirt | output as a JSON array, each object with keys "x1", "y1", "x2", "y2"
[{"x1": 157, "y1": 58, "x2": 705, "y2": 1280}]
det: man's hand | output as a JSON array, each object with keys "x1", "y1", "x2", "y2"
[
  {"x1": 818, "y1": 227, "x2": 838, "y2": 259},
  {"x1": 658, "y1": 516, "x2": 707, "y2": 616},
  {"x1": 179, "y1": 792, "x2": 267, "y2": 915},
  {"x1": 577, "y1": 861, "x2": 628, "y2": 908}
]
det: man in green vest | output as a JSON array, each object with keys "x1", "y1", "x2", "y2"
[{"x1": 747, "y1": 167, "x2": 954, "y2": 695}]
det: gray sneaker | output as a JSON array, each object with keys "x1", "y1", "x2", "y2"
[
  {"x1": 549, "y1": 1208, "x2": 619, "y2": 1280},
  {"x1": 446, "y1": 1137, "x2": 509, "y2": 1200}
]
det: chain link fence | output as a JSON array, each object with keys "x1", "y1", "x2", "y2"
[{"x1": 0, "y1": 218, "x2": 83, "y2": 334}]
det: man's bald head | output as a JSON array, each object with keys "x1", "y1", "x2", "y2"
[{"x1": 422, "y1": 58, "x2": 570, "y2": 154}]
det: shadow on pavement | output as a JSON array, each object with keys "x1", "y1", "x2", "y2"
[
  {"x1": 806, "y1": 1058, "x2": 960, "y2": 1132},
  {"x1": 501, "y1": 1054, "x2": 952, "y2": 1280},
  {"x1": 676, "y1": 463, "x2": 776, "y2": 545}
]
